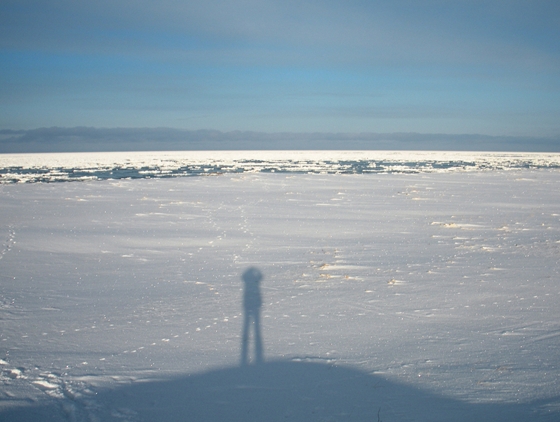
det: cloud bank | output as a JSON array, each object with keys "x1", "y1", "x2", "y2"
[{"x1": 1, "y1": 128, "x2": 558, "y2": 153}]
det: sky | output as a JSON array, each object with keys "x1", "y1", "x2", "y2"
[{"x1": 1, "y1": 1, "x2": 559, "y2": 150}]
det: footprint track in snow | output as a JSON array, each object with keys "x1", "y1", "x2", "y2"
[{"x1": 0, "y1": 225, "x2": 15, "y2": 260}]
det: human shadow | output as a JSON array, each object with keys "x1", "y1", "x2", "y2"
[
  {"x1": 240, "y1": 266, "x2": 264, "y2": 366},
  {"x1": 3, "y1": 269, "x2": 559, "y2": 421}
]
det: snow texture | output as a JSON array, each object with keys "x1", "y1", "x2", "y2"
[{"x1": 1, "y1": 165, "x2": 559, "y2": 421}]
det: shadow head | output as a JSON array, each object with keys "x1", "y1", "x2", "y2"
[{"x1": 242, "y1": 267, "x2": 263, "y2": 285}]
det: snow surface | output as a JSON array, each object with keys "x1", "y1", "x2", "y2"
[{"x1": 1, "y1": 167, "x2": 560, "y2": 421}]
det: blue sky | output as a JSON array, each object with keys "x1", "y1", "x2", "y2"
[{"x1": 1, "y1": 0, "x2": 559, "y2": 145}]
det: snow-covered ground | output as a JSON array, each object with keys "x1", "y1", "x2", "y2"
[{"x1": 1, "y1": 169, "x2": 559, "y2": 421}]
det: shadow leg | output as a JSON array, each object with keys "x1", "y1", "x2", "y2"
[
  {"x1": 241, "y1": 312, "x2": 250, "y2": 366},
  {"x1": 254, "y1": 310, "x2": 264, "y2": 364}
]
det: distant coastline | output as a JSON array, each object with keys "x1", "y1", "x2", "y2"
[{"x1": 1, "y1": 128, "x2": 559, "y2": 154}]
